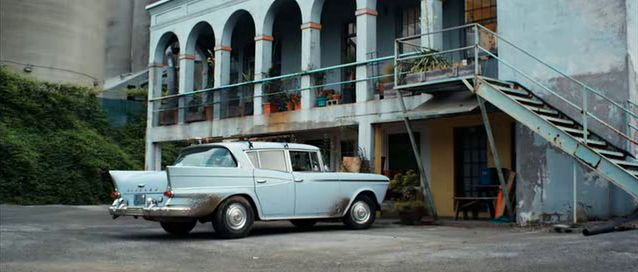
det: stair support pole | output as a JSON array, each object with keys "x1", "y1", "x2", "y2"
[
  {"x1": 395, "y1": 36, "x2": 438, "y2": 220},
  {"x1": 396, "y1": 90, "x2": 438, "y2": 220},
  {"x1": 476, "y1": 95, "x2": 514, "y2": 217}
]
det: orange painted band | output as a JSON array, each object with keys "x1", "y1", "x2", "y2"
[
  {"x1": 214, "y1": 45, "x2": 232, "y2": 52},
  {"x1": 355, "y1": 8, "x2": 378, "y2": 16},
  {"x1": 300, "y1": 22, "x2": 322, "y2": 30},
  {"x1": 255, "y1": 35, "x2": 274, "y2": 42},
  {"x1": 178, "y1": 54, "x2": 196, "y2": 60}
]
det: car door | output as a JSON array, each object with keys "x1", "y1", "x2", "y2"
[
  {"x1": 250, "y1": 149, "x2": 295, "y2": 218},
  {"x1": 290, "y1": 150, "x2": 342, "y2": 217}
]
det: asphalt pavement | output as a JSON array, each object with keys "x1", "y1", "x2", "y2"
[{"x1": 1, "y1": 205, "x2": 637, "y2": 272}]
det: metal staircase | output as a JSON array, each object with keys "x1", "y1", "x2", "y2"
[
  {"x1": 473, "y1": 77, "x2": 638, "y2": 198},
  {"x1": 393, "y1": 23, "x2": 638, "y2": 206}
]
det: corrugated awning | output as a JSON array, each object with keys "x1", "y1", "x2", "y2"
[{"x1": 407, "y1": 91, "x2": 478, "y2": 119}]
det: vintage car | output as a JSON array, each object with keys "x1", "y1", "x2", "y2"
[{"x1": 109, "y1": 142, "x2": 389, "y2": 238}]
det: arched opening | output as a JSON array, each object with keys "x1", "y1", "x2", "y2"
[
  {"x1": 187, "y1": 22, "x2": 216, "y2": 91},
  {"x1": 268, "y1": 0, "x2": 302, "y2": 77},
  {"x1": 221, "y1": 10, "x2": 256, "y2": 118},
  {"x1": 263, "y1": 0, "x2": 302, "y2": 112},
  {"x1": 153, "y1": 32, "x2": 180, "y2": 125},
  {"x1": 184, "y1": 22, "x2": 216, "y2": 122},
  {"x1": 319, "y1": 0, "x2": 357, "y2": 104}
]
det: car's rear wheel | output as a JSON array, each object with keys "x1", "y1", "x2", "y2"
[
  {"x1": 212, "y1": 196, "x2": 254, "y2": 239},
  {"x1": 160, "y1": 220, "x2": 197, "y2": 236},
  {"x1": 343, "y1": 195, "x2": 376, "y2": 229},
  {"x1": 290, "y1": 219, "x2": 317, "y2": 229}
]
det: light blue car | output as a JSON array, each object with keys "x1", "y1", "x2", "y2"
[{"x1": 109, "y1": 142, "x2": 389, "y2": 238}]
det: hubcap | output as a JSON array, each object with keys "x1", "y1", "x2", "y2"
[
  {"x1": 225, "y1": 203, "x2": 247, "y2": 230},
  {"x1": 351, "y1": 201, "x2": 371, "y2": 224}
]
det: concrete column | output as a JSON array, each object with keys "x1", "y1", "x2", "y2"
[
  {"x1": 213, "y1": 45, "x2": 231, "y2": 120},
  {"x1": 177, "y1": 54, "x2": 195, "y2": 124},
  {"x1": 145, "y1": 63, "x2": 163, "y2": 170},
  {"x1": 358, "y1": 120, "x2": 375, "y2": 172},
  {"x1": 420, "y1": 0, "x2": 443, "y2": 50},
  {"x1": 355, "y1": 8, "x2": 377, "y2": 103},
  {"x1": 144, "y1": 141, "x2": 162, "y2": 171},
  {"x1": 254, "y1": 36, "x2": 274, "y2": 115},
  {"x1": 300, "y1": 22, "x2": 321, "y2": 110}
]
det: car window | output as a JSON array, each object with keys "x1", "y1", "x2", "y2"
[
  {"x1": 174, "y1": 147, "x2": 237, "y2": 167},
  {"x1": 246, "y1": 151, "x2": 259, "y2": 168},
  {"x1": 290, "y1": 151, "x2": 321, "y2": 172},
  {"x1": 257, "y1": 150, "x2": 287, "y2": 172}
]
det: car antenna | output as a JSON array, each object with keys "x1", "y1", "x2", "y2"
[
  {"x1": 283, "y1": 142, "x2": 289, "y2": 149},
  {"x1": 248, "y1": 140, "x2": 254, "y2": 149}
]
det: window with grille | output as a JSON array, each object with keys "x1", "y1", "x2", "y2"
[{"x1": 399, "y1": 6, "x2": 421, "y2": 38}]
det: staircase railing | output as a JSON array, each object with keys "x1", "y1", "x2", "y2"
[{"x1": 472, "y1": 24, "x2": 638, "y2": 153}]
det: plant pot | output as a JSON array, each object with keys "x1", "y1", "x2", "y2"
[
  {"x1": 160, "y1": 110, "x2": 178, "y2": 126},
  {"x1": 287, "y1": 102, "x2": 295, "y2": 111},
  {"x1": 316, "y1": 96, "x2": 328, "y2": 107},
  {"x1": 185, "y1": 111, "x2": 205, "y2": 123},
  {"x1": 205, "y1": 106, "x2": 214, "y2": 120},
  {"x1": 398, "y1": 208, "x2": 426, "y2": 225},
  {"x1": 263, "y1": 103, "x2": 278, "y2": 114},
  {"x1": 293, "y1": 101, "x2": 301, "y2": 110},
  {"x1": 457, "y1": 65, "x2": 475, "y2": 77}
]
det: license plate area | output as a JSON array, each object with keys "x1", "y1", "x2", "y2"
[{"x1": 134, "y1": 194, "x2": 146, "y2": 206}]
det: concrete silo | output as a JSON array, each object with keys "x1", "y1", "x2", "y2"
[{"x1": 0, "y1": 0, "x2": 109, "y2": 86}]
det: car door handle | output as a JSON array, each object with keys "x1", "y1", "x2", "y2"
[
  {"x1": 256, "y1": 179, "x2": 267, "y2": 184},
  {"x1": 294, "y1": 178, "x2": 304, "y2": 183}
]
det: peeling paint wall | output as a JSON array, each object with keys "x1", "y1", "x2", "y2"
[{"x1": 499, "y1": 0, "x2": 638, "y2": 224}]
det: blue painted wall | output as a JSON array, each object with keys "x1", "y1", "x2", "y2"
[{"x1": 498, "y1": 0, "x2": 637, "y2": 224}]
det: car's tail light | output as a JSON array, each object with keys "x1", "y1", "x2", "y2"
[
  {"x1": 111, "y1": 191, "x2": 121, "y2": 199},
  {"x1": 163, "y1": 191, "x2": 174, "y2": 198}
]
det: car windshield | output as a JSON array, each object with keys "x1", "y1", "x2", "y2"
[{"x1": 174, "y1": 147, "x2": 237, "y2": 167}]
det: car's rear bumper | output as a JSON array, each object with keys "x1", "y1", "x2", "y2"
[
  {"x1": 109, "y1": 196, "x2": 221, "y2": 219},
  {"x1": 108, "y1": 205, "x2": 194, "y2": 217}
]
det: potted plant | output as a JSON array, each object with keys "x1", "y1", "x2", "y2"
[
  {"x1": 389, "y1": 170, "x2": 428, "y2": 225},
  {"x1": 378, "y1": 63, "x2": 397, "y2": 99},
  {"x1": 403, "y1": 48, "x2": 452, "y2": 85},
  {"x1": 263, "y1": 68, "x2": 282, "y2": 114},
  {"x1": 288, "y1": 93, "x2": 301, "y2": 111},
  {"x1": 159, "y1": 88, "x2": 178, "y2": 125},
  {"x1": 185, "y1": 94, "x2": 205, "y2": 123},
  {"x1": 316, "y1": 89, "x2": 334, "y2": 107}
]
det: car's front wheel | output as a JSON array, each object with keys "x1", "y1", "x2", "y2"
[
  {"x1": 343, "y1": 195, "x2": 376, "y2": 229},
  {"x1": 160, "y1": 220, "x2": 197, "y2": 236},
  {"x1": 212, "y1": 196, "x2": 254, "y2": 239}
]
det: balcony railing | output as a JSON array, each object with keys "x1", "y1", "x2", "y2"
[{"x1": 150, "y1": 54, "x2": 402, "y2": 126}]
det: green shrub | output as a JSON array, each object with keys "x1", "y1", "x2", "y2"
[{"x1": 0, "y1": 67, "x2": 142, "y2": 204}]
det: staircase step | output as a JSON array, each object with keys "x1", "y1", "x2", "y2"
[
  {"x1": 576, "y1": 138, "x2": 607, "y2": 147},
  {"x1": 542, "y1": 116, "x2": 574, "y2": 126},
  {"x1": 483, "y1": 78, "x2": 514, "y2": 88},
  {"x1": 526, "y1": 106, "x2": 559, "y2": 116},
  {"x1": 502, "y1": 88, "x2": 529, "y2": 97},
  {"x1": 513, "y1": 96, "x2": 544, "y2": 106},
  {"x1": 560, "y1": 127, "x2": 590, "y2": 136},
  {"x1": 593, "y1": 148, "x2": 625, "y2": 159},
  {"x1": 612, "y1": 159, "x2": 638, "y2": 169}
]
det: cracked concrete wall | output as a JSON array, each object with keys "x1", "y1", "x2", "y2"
[{"x1": 499, "y1": 0, "x2": 637, "y2": 224}]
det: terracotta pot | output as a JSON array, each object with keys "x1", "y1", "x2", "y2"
[
  {"x1": 398, "y1": 208, "x2": 426, "y2": 225},
  {"x1": 263, "y1": 103, "x2": 278, "y2": 114},
  {"x1": 205, "y1": 106, "x2": 214, "y2": 120},
  {"x1": 287, "y1": 102, "x2": 294, "y2": 111},
  {"x1": 293, "y1": 101, "x2": 301, "y2": 110}
]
